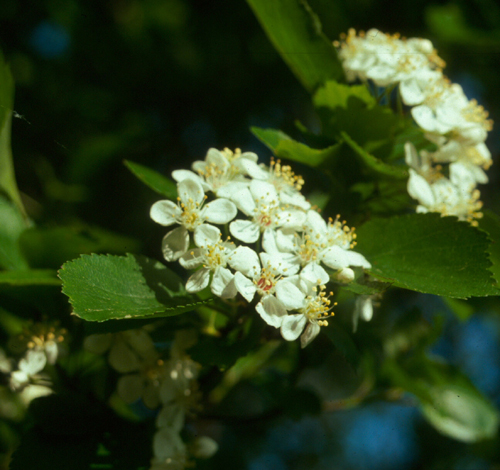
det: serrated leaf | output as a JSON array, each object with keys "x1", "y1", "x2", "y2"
[
  {"x1": 251, "y1": 126, "x2": 341, "y2": 167},
  {"x1": 246, "y1": 0, "x2": 342, "y2": 92},
  {"x1": 478, "y1": 209, "x2": 500, "y2": 286},
  {"x1": 341, "y1": 131, "x2": 408, "y2": 179},
  {"x1": 0, "y1": 269, "x2": 60, "y2": 286},
  {"x1": 124, "y1": 160, "x2": 177, "y2": 199},
  {"x1": 313, "y1": 81, "x2": 403, "y2": 146},
  {"x1": 59, "y1": 253, "x2": 210, "y2": 321},
  {"x1": 0, "y1": 195, "x2": 29, "y2": 270},
  {"x1": 355, "y1": 213, "x2": 500, "y2": 298}
]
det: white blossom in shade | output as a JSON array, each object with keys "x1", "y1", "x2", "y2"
[
  {"x1": 244, "y1": 157, "x2": 311, "y2": 210},
  {"x1": 411, "y1": 82, "x2": 493, "y2": 145},
  {"x1": 429, "y1": 139, "x2": 492, "y2": 170},
  {"x1": 152, "y1": 427, "x2": 187, "y2": 467},
  {"x1": 9, "y1": 349, "x2": 47, "y2": 390},
  {"x1": 190, "y1": 436, "x2": 219, "y2": 459},
  {"x1": 178, "y1": 224, "x2": 237, "y2": 298},
  {"x1": 407, "y1": 169, "x2": 483, "y2": 224},
  {"x1": 172, "y1": 147, "x2": 258, "y2": 197},
  {"x1": 150, "y1": 178, "x2": 237, "y2": 261},
  {"x1": 227, "y1": 246, "x2": 302, "y2": 328},
  {"x1": 117, "y1": 358, "x2": 171, "y2": 409},
  {"x1": 353, "y1": 295, "x2": 374, "y2": 332},
  {"x1": 280, "y1": 281, "x2": 336, "y2": 348},
  {"x1": 84, "y1": 329, "x2": 158, "y2": 374},
  {"x1": 229, "y1": 179, "x2": 306, "y2": 243}
]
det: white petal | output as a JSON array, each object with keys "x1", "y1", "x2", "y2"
[
  {"x1": 203, "y1": 198, "x2": 237, "y2": 224},
  {"x1": 44, "y1": 342, "x2": 59, "y2": 364},
  {"x1": 206, "y1": 148, "x2": 230, "y2": 170},
  {"x1": 407, "y1": 169, "x2": 435, "y2": 207},
  {"x1": 142, "y1": 382, "x2": 161, "y2": 409},
  {"x1": 300, "y1": 323, "x2": 321, "y2": 348},
  {"x1": 123, "y1": 329, "x2": 156, "y2": 357},
  {"x1": 239, "y1": 159, "x2": 269, "y2": 179},
  {"x1": 162, "y1": 226, "x2": 189, "y2": 261},
  {"x1": 399, "y1": 79, "x2": 425, "y2": 106},
  {"x1": 280, "y1": 314, "x2": 307, "y2": 341},
  {"x1": 300, "y1": 263, "x2": 330, "y2": 285},
  {"x1": 179, "y1": 248, "x2": 204, "y2": 270},
  {"x1": 171, "y1": 169, "x2": 203, "y2": 186},
  {"x1": 404, "y1": 142, "x2": 419, "y2": 169},
  {"x1": 191, "y1": 436, "x2": 219, "y2": 459},
  {"x1": 335, "y1": 267, "x2": 355, "y2": 283},
  {"x1": 250, "y1": 179, "x2": 278, "y2": 201},
  {"x1": 343, "y1": 250, "x2": 372, "y2": 269},
  {"x1": 186, "y1": 268, "x2": 211, "y2": 293},
  {"x1": 234, "y1": 271, "x2": 257, "y2": 302},
  {"x1": 229, "y1": 220, "x2": 260, "y2": 243},
  {"x1": 230, "y1": 187, "x2": 255, "y2": 215},
  {"x1": 153, "y1": 427, "x2": 186, "y2": 461},
  {"x1": 228, "y1": 246, "x2": 260, "y2": 278},
  {"x1": 321, "y1": 245, "x2": 350, "y2": 270},
  {"x1": 275, "y1": 280, "x2": 306, "y2": 310},
  {"x1": 279, "y1": 191, "x2": 311, "y2": 210},
  {"x1": 157, "y1": 403, "x2": 185, "y2": 432},
  {"x1": 211, "y1": 267, "x2": 236, "y2": 298},
  {"x1": 305, "y1": 210, "x2": 327, "y2": 236},
  {"x1": 274, "y1": 229, "x2": 296, "y2": 253},
  {"x1": 20, "y1": 350, "x2": 47, "y2": 375},
  {"x1": 193, "y1": 223, "x2": 221, "y2": 247},
  {"x1": 150, "y1": 200, "x2": 180, "y2": 226},
  {"x1": 259, "y1": 251, "x2": 300, "y2": 276},
  {"x1": 216, "y1": 181, "x2": 250, "y2": 200},
  {"x1": 278, "y1": 209, "x2": 307, "y2": 230},
  {"x1": 117, "y1": 374, "x2": 144, "y2": 404},
  {"x1": 178, "y1": 178, "x2": 205, "y2": 206},
  {"x1": 255, "y1": 295, "x2": 288, "y2": 328}
]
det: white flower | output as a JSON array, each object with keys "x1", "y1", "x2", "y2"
[
  {"x1": 9, "y1": 349, "x2": 47, "y2": 390},
  {"x1": 84, "y1": 329, "x2": 158, "y2": 373},
  {"x1": 280, "y1": 281, "x2": 336, "y2": 348},
  {"x1": 172, "y1": 147, "x2": 258, "y2": 197},
  {"x1": 178, "y1": 224, "x2": 237, "y2": 298},
  {"x1": 412, "y1": 82, "x2": 492, "y2": 145},
  {"x1": 152, "y1": 427, "x2": 187, "y2": 467},
  {"x1": 407, "y1": 169, "x2": 483, "y2": 224},
  {"x1": 150, "y1": 178, "x2": 237, "y2": 261},
  {"x1": 263, "y1": 210, "x2": 371, "y2": 285},
  {"x1": 229, "y1": 180, "x2": 306, "y2": 243},
  {"x1": 227, "y1": 246, "x2": 303, "y2": 328},
  {"x1": 244, "y1": 158, "x2": 311, "y2": 210}
]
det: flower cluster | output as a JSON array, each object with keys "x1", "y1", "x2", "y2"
[
  {"x1": 335, "y1": 29, "x2": 493, "y2": 225},
  {"x1": 84, "y1": 329, "x2": 217, "y2": 470},
  {"x1": 151, "y1": 148, "x2": 372, "y2": 347}
]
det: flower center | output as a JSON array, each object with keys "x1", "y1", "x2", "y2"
[
  {"x1": 177, "y1": 196, "x2": 207, "y2": 231},
  {"x1": 326, "y1": 215, "x2": 357, "y2": 249},
  {"x1": 268, "y1": 158, "x2": 304, "y2": 192},
  {"x1": 254, "y1": 264, "x2": 280, "y2": 296},
  {"x1": 301, "y1": 286, "x2": 337, "y2": 327}
]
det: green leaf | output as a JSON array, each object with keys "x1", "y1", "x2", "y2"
[
  {"x1": 341, "y1": 131, "x2": 408, "y2": 179},
  {"x1": 384, "y1": 358, "x2": 499, "y2": 442},
  {"x1": 0, "y1": 196, "x2": 29, "y2": 270},
  {"x1": 0, "y1": 51, "x2": 26, "y2": 219},
  {"x1": 246, "y1": 0, "x2": 342, "y2": 92},
  {"x1": 355, "y1": 213, "x2": 500, "y2": 298},
  {"x1": 0, "y1": 269, "x2": 60, "y2": 286},
  {"x1": 124, "y1": 159, "x2": 177, "y2": 199},
  {"x1": 251, "y1": 126, "x2": 341, "y2": 167},
  {"x1": 478, "y1": 209, "x2": 500, "y2": 286},
  {"x1": 313, "y1": 81, "x2": 403, "y2": 146},
  {"x1": 59, "y1": 253, "x2": 210, "y2": 321},
  {"x1": 19, "y1": 224, "x2": 141, "y2": 269}
]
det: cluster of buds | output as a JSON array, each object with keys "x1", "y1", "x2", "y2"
[
  {"x1": 151, "y1": 148, "x2": 372, "y2": 347},
  {"x1": 84, "y1": 329, "x2": 217, "y2": 470},
  {"x1": 335, "y1": 29, "x2": 493, "y2": 225}
]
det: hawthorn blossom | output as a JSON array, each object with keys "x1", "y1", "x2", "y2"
[
  {"x1": 150, "y1": 178, "x2": 237, "y2": 261},
  {"x1": 280, "y1": 280, "x2": 337, "y2": 348},
  {"x1": 229, "y1": 179, "x2": 306, "y2": 243},
  {"x1": 178, "y1": 224, "x2": 237, "y2": 298},
  {"x1": 172, "y1": 147, "x2": 258, "y2": 197},
  {"x1": 353, "y1": 295, "x2": 374, "y2": 332},
  {"x1": 227, "y1": 246, "x2": 306, "y2": 328}
]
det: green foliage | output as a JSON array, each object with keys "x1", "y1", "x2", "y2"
[
  {"x1": 0, "y1": 269, "x2": 60, "y2": 286},
  {"x1": 479, "y1": 209, "x2": 500, "y2": 287},
  {"x1": 356, "y1": 214, "x2": 500, "y2": 298},
  {"x1": 59, "y1": 253, "x2": 210, "y2": 321},
  {"x1": 251, "y1": 126, "x2": 341, "y2": 167},
  {"x1": 0, "y1": 196, "x2": 29, "y2": 270},
  {"x1": 245, "y1": 0, "x2": 343, "y2": 92},
  {"x1": 125, "y1": 160, "x2": 177, "y2": 199}
]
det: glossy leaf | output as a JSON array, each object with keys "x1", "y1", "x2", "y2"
[
  {"x1": 356, "y1": 213, "x2": 500, "y2": 298},
  {"x1": 246, "y1": 0, "x2": 342, "y2": 92},
  {"x1": 0, "y1": 196, "x2": 29, "y2": 270},
  {"x1": 478, "y1": 209, "x2": 500, "y2": 286},
  {"x1": 59, "y1": 253, "x2": 210, "y2": 321},
  {"x1": 251, "y1": 126, "x2": 341, "y2": 167},
  {"x1": 124, "y1": 160, "x2": 177, "y2": 199}
]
